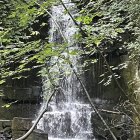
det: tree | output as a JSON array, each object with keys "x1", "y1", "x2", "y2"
[{"x1": 0, "y1": 0, "x2": 140, "y2": 139}]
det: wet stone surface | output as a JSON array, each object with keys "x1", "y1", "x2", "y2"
[
  {"x1": 91, "y1": 110, "x2": 133, "y2": 140},
  {"x1": 0, "y1": 120, "x2": 12, "y2": 140},
  {"x1": 0, "y1": 127, "x2": 12, "y2": 140}
]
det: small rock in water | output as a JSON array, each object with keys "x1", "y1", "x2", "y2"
[{"x1": 0, "y1": 136, "x2": 6, "y2": 140}]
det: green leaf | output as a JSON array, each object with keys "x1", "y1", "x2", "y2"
[
  {"x1": 115, "y1": 28, "x2": 125, "y2": 33},
  {"x1": 0, "y1": 80, "x2": 5, "y2": 85},
  {"x1": 31, "y1": 31, "x2": 40, "y2": 35},
  {"x1": 2, "y1": 104, "x2": 11, "y2": 108},
  {"x1": 69, "y1": 50, "x2": 79, "y2": 55},
  {"x1": 0, "y1": 92, "x2": 4, "y2": 97}
]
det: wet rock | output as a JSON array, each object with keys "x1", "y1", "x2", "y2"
[
  {"x1": 12, "y1": 117, "x2": 32, "y2": 131},
  {"x1": 0, "y1": 133, "x2": 6, "y2": 140},
  {"x1": 12, "y1": 130, "x2": 33, "y2": 140},
  {"x1": 3, "y1": 127, "x2": 12, "y2": 139},
  {"x1": 12, "y1": 129, "x2": 48, "y2": 140},
  {"x1": 12, "y1": 117, "x2": 48, "y2": 140},
  {"x1": 0, "y1": 120, "x2": 12, "y2": 139},
  {"x1": 91, "y1": 112, "x2": 133, "y2": 140},
  {"x1": 0, "y1": 120, "x2": 12, "y2": 130},
  {"x1": 3, "y1": 86, "x2": 41, "y2": 103},
  {"x1": 12, "y1": 117, "x2": 33, "y2": 139},
  {"x1": 32, "y1": 129, "x2": 48, "y2": 140},
  {"x1": 0, "y1": 126, "x2": 12, "y2": 140}
]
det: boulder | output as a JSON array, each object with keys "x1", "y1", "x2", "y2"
[
  {"x1": 12, "y1": 117, "x2": 32, "y2": 131},
  {"x1": 12, "y1": 117, "x2": 48, "y2": 140}
]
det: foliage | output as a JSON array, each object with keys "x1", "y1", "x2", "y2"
[
  {"x1": 124, "y1": 0, "x2": 140, "y2": 60},
  {"x1": 0, "y1": 1, "x2": 140, "y2": 139},
  {"x1": 0, "y1": 0, "x2": 58, "y2": 84},
  {"x1": 0, "y1": 0, "x2": 139, "y2": 88},
  {"x1": 72, "y1": 0, "x2": 139, "y2": 88}
]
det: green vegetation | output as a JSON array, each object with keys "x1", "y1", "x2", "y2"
[
  {"x1": 0, "y1": 0, "x2": 140, "y2": 138},
  {"x1": 0, "y1": 0, "x2": 139, "y2": 83}
]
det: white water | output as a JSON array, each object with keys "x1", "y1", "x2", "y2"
[{"x1": 38, "y1": 0, "x2": 95, "y2": 139}]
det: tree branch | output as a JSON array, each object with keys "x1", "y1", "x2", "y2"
[
  {"x1": 59, "y1": 1, "x2": 118, "y2": 139},
  {"x1": 59, "y1": 0, "x2": 127, "y2": 98},
  {"x1": 70, "y1": 64, "x2": 117, "y2": 140},
  {"x1": 16, "y1": 1, "x2": 120, "y2": 140}
]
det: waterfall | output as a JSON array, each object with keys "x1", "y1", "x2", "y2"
[{"x1": 38, "y1": 0, "x2": 95, "y2": 139}]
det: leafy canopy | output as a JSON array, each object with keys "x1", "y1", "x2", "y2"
[{"x1": 0, "y1": 0, "x2": 139, "y2": 86}]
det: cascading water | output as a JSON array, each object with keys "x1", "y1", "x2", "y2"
[{"x1": 38, "y1": 0, "x2": 95, "y2": 139}]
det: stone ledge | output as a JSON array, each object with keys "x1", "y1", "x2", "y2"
[
  {"x1": 0, "y1": 120, "x2": 12, "y2": 130},
  {"x1": 12, "y1": 117, "x2": 32, "y2": 131},
  {"x1": 2, "y1": 86, "x2": 41, "y2": 102},
  {"x1": 12, "y1": 117, "x2": 48, "y2": 140}
]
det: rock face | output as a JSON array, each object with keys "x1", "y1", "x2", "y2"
[
  {"x1": 32, "y1": 129, "x2": 48, "y2": 140},
  {"x1": 12, "y1": 117, "x2": 48, "y2": 140},
  {"x1": 0, "y1": 118, "x2": 47, "y2": 140},
  {"x1": 0, "y1": 120, "x2": 12, "y2": 140},
  {"x1": 1, "y1": 60, "x2": 42, "y2": 103},
  {"x1": 84, "y1": 53, "x2": 135, "y2": 139},
  {"x1": 12, "y1": 117, "x2": 32, "y2": 131},
  {"x1": 2, "y1": 86, "x2": 41, "y2": 102},
  {"x1": 0, "y1": 63, "x2": 42, "y2": 120},
  {"x1": 0, "y1": 120, "x2": 11, "y2": 130},
  {"x1": 91, "y1": 113, "x2": 133, "y2": 140},
  {"x1": 12, "y1": 117, "x2": 33, "y2": 140},
  {"x1": 91, "y1": 103, "x2": 133, "y2": 140},
  {"x1": 0, "y1": 97, "x2": 41, "y2": 120},
  {"x1": 84, "y1": 53, "x2": 128, "y2": 101}
]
